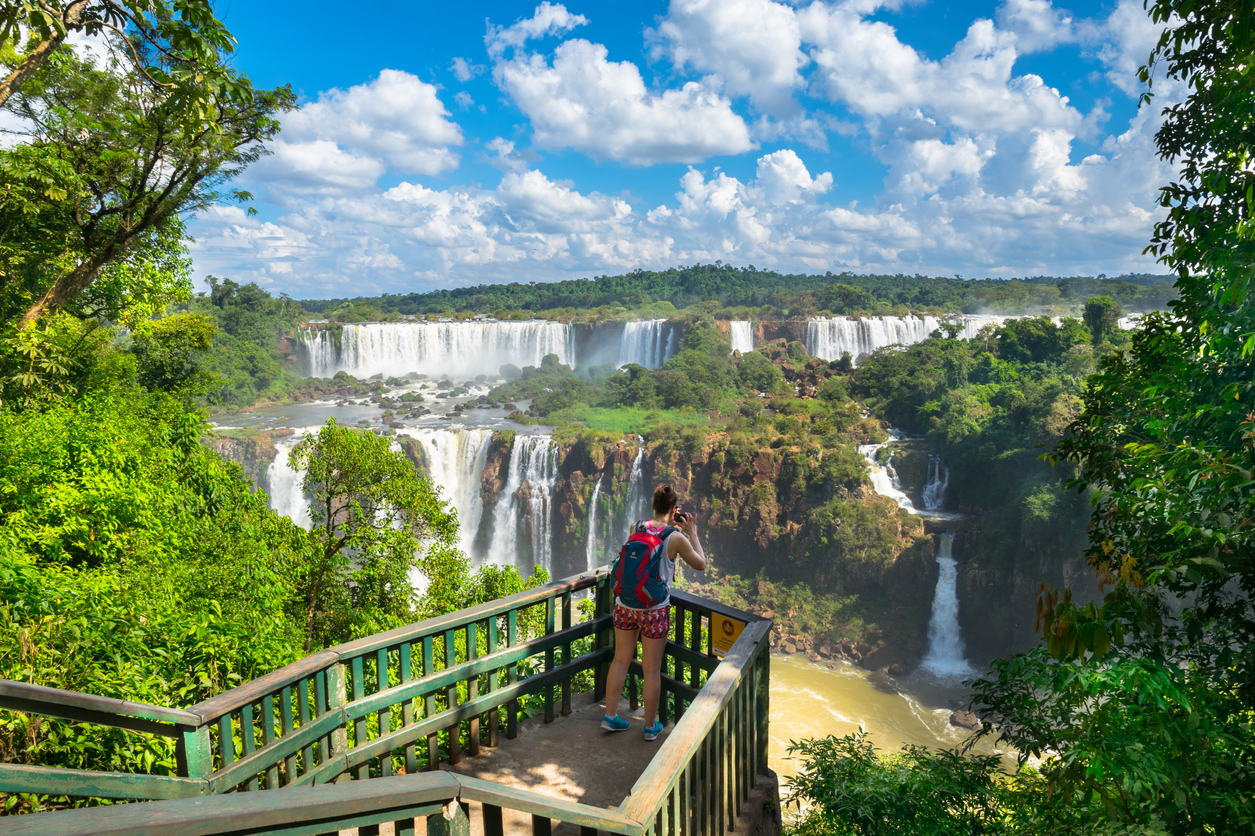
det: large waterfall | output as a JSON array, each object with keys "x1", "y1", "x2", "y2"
[
  {"x1": 622, "y1": 439, "x2": 648, "y2": 537},
  {"x1": 485, "y1": 435, "x2": 559, "y2": 571},
  {"x1": 398, "y1": 428, "x2": 494, "y2": 557},
  {"x1": 921, "y1": 454, "x2": 949, "y2": 511},
  {"x1": 729, "y1": 321, "x2": 754, "y2": 353},
  {"x1": 620, "y1": 320, "x2": 679, "y2": 368},
  {"x1": 920, "y1": 533, "x2": 974, "y2": 677},
  {"x1": 584, "y1": 477, "x2": 603, "y2": 572},
  {"x1": 266, "y1": 435, "x2": 312, "y2": 529},
  {"x1": 302, "y1": 321, "x2": 575, "y2": 379},
  {"x1": 806, "y1": 315, "x2": 1011, "y2": 365}
]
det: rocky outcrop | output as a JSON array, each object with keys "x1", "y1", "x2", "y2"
[{"x1": 209, "y1": 429, "x2": 291, "y2": 488}]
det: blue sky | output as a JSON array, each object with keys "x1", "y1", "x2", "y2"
[{"x1": 188, "y1": 0, "x2": 1172, "y2": 298}]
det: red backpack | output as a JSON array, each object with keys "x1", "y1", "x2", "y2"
[{"x1": 612, "y1": 521, "x2": 676, "y2": 609}]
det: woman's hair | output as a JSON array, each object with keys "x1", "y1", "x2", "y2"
[{"x1": 652, "y1": 484, "x2": 680, "y2": 515}]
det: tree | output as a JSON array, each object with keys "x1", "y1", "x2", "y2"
[
  {"x1": 971, "y1": 1, "x2": 1255, "y2": 832},
  {"x1": 2, "y1": 38, "x2": 292, "y2": 329},
  {"x1": 1081, "y1": 295, "x2": 1122, "y2": 346},
  {"x1": 0, "y1": 1, "x2": 239, "y2": 112},
  {"x1": 289, "y1": 419, "x2": 460, "y2": 651}
]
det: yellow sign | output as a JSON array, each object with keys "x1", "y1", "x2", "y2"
[{"x1": 711, "y1": 614, "x2": 747, "y2": 657}]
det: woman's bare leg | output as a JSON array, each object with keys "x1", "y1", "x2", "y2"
[
  {"x1": 641, "y1": 633, "x2": 668, "y2": 727},
  {"x1": 604, "y1": 627, "x2": 639, "y2": 718}
]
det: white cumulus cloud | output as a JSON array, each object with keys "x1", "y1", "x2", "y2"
[
  {"x1": 649, "y1": 0, "x2": 808, "y2": 117},
  {"x1": 494, "y1": 38, "x2": 753, "y2": 165},
  {"x1": 486, "y1": 2, "x2": 589, "y2": 58}
]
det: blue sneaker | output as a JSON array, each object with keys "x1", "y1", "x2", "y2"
[
  {"x1": 601, "y1": 714, "x2": 630, "y2": 732},
  {"x1": 643, "y1": 721, "x2": 664, "y2": 741}
]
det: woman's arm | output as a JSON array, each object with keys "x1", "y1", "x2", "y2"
[{"x1": 671, "y1": 513, "x2": 706, "y2": 571}]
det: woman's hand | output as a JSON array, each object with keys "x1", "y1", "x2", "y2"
[{"x1": 674, "y1": 508, "x2": 698, "y2": 536}]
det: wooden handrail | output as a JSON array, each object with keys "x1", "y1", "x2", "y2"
[
  {"x1": 0, "y1": 567, "x2": 775, "y2": 836},
  {"x1": 329, "y1": 569, "x2": 607, "y2": 659},
  {"x1": 0, "y1": 680, "x2": 200, "y2": 728},
  {"x1": 0, "y1": 772, "x2": 463, "y2": 836},
  {"x1": 618, "y1": 619, "x2": 772, "y2": 822}
]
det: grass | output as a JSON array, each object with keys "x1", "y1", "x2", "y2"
[{"x1": 552, "y1": 404, "x2": 716, "y2": 436}]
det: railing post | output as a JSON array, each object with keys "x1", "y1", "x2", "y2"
[
  {"x1": 561, "y1": 591, "x2": 572, "y2": 716},
  {"x1": 428, "y1": 799, "x2": 470, "y2": 836},
  {"x1": 468, "y1": 621, "x2": 481, "y2": 756},
  {"x1": 593, "y1": 576, "x2": 611, "y2": 702},
  {"x1": 487, "y1": 616, "x2": 500, "y2": 748},
  {"x1": 544, "y1": 596, "x2": 555, "y2": 723},
  {"x1": 175, "y1": 724, "x2": 212, "y2": 786},
  {"x1": 756, "y1": 646, "x2": 770, "y2": 778},
  {"x1": 445, "y1": 629, "x2": 461, "y2": 765},
  {"x1": 327, "y1": 662, "x2": 350, "y2": 783}
]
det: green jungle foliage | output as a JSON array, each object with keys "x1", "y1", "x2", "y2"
[
  {"x1": 785, "y1": 732, "x2": 1046, "y2": 836},
  {"x1": 301, "y1": 266, "x2": 1176, "y2": 320},
  {"x1": 852, "y1": 316, "x2": 1099, "y2": 573}
]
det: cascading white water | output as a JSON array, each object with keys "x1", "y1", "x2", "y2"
[
  {"x1": 921, "y1": 454, "x2": 949, "y2": 511},
  {"x1": 805, "y1": 315, "x2": 1014, "y2": 365},
  {"x1": 729, "y1": 321, "x2": 754, "y2": 353},
  {"x1": 620, "y1": 320, "x2": 677, "y2": 368},
  {"x1": 396, "y1": 427, "x2": 494, "y2": 558},
  {"x1": 266, "y1": 434, "x2": 313, "y2": 529},
  {"x1": 622, "y1": 438, "x2": 647, "y2": 537},
  {"x1": 857, "y1": 439, "x2": 920, "y2": 514},
  {"x1": 920, "y1": 533, "x2": 974, "y2": 676},
  {"x1": 584, "y1": 477, "x2": 603, "y2": 572},
  {"x1": 485, "y1": 435, "x2": 558, "y2": 571},
  {"x1": 301, "y1": 321, "x2": 575, "y2": 379}
]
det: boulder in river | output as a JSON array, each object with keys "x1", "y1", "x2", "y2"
[{"x1": 949, "y1": 710, "x2": 981, "y2": 730}]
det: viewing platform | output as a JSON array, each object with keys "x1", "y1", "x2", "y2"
[{"x1": 0, "y1": 569, "x2": 780, "y2": 836}]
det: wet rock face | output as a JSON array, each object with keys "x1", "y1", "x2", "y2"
[
  {"x1": 480, "y1": 433, "x2": 514, "y2": 509},
  {"x1": 209, "y1": 430, "x2": 290, "y2": 489}
]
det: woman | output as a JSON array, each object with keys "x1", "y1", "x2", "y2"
[{"x1": 602, "y1": 484, "x2": 706, "y2": 741}]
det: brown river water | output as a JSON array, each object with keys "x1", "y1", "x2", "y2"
[{"x1": 766, "y1": 654, "x2": 1012, "y2": 781}]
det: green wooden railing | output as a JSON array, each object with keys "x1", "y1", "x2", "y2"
[{"x1": 0, "y1": 567, "x2": 773, "y2": 836}]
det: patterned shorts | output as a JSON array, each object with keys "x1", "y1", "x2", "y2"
[{"x1": 613, "y1": 602, "x2": 671, "y2": 639}]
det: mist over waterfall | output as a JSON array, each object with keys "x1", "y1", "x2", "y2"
[
  {"x1": 301, "y1": 321, "x2": 575, "y2": 379},
  {"x1": 806, "y1": 315, "x2": 1011, "y2": 365},
  {"x1": 921, "y1": 455, "x2": 949, "y2": 511},
  {"x1": 485, "y1": 435, "x2": 559, "y2": 571},
  {"x1": 920, "y1": 533, "x2": 974, "y2": 677},
  {"x1": 266, "y1": 435, "x2": 312, "y2": 529},
  {"x1": 620, "y1": 320, "x2": 679, "y2": 368},
  {"x1": 585, "y1": 477, "x2": 603, "y2": 572},
  {"x1": 398, "y1": 428, "x2": 494, "y2": 558},
  {"x1": 729, "y1": 321, "x2": 754, "y2": 353}
]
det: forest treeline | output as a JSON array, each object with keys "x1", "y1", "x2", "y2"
[{"x1": 298, "y1": 266, "x2": 1176, "y2": 320}]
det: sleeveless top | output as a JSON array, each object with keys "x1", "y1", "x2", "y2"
[{"x1": 615, "y1": 519, "x2": 678, "y2": 611}]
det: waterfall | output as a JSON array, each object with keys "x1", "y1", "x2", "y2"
[
  {"x1": 300, "y1": 321, "x2": 575, "y2": 379},
  {"x1": 584, "y1": 477, "x2": 603, "y2": 572},
  {"x1": 622, "y1": 438, "x2": 647, "y2": 537},
  {"x1": 729, "y1": 321, "x2": 754, "y2": 353},
  {"x1": 920, "y1": 534, "x2": 974, "y2": 676},
  {"x1": 857, "y1": 440, "x2": 919, "y2": 514},
  {"x1": 921, "y1": 454, "x2": 949, "y2": 511},
  {"x1": 266, "y1": 434, "x2": 312, "y2": 529},
  {"x1": 397, "y1": 427, "x2": 494, "y2": 558},
  {"x1": 620, "y1": 320, "x2": 678, "y2": 368},
  {"x1": 805, "y1": 315, "x2": 1022, "y2": 365},
  {"x1": 485, "y1": 435, "x2": 559, "y2": 571},
  {"x1": 300, "y1": 331, "x2": 339, "y2": 378}
]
